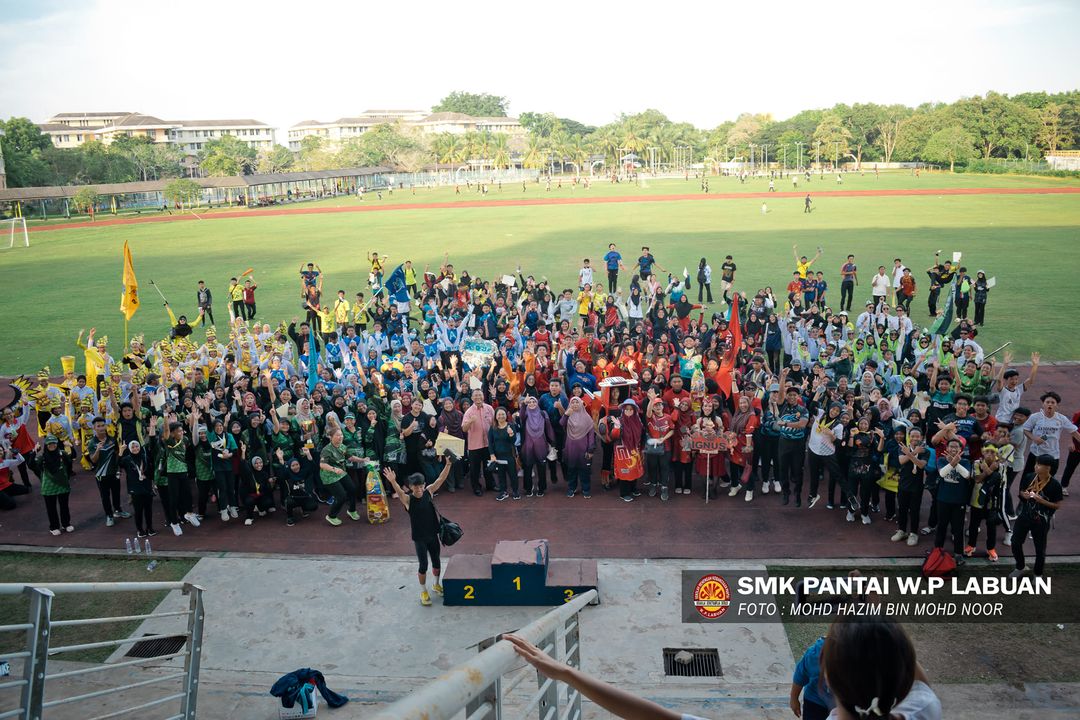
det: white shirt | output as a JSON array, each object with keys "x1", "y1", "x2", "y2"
[
  {"x1": 826, "y1": 681, "x2": 942, "y2": 720},
  {"x1": 808, "y1": 410, "x2": 843, "y2": 456},
  {"x1": 995, "y1": 384, "x2": 1024, "y2": 423},
  {"x1": 892, "y1": 264, "x2": 908, "y2": 287},
  {"x1": 1022, "y1": 411, "x2": 1078, "y2": 461},
  {"x1": 579, "y1": 267, "x2": 593, "y2": 288},
  {"x1": 871, "y1": 273, "x2": 890, "y2": 297}
]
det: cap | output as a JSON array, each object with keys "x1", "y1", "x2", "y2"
[
  {"x1": 768, "y1": 383, "x2": 781, "y2": 393},
  {"x1": 44, "y1": 434, "x2": 59, "y2": 444}
]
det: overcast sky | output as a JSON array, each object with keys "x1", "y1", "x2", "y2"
[{"x1": 2, "y1": 0, "x2": 1078, "y2": 145}]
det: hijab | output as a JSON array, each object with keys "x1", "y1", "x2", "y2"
[
  {"x1": 619, "y1": 402, "x2": 643, "y2": 449},
  {"x1": 565, "y1": 397, "x2": 593, "y2": 441}
]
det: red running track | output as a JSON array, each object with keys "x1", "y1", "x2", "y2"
[{"x1": 26, "y1": 185, "x2": 1080, "y2": 234}]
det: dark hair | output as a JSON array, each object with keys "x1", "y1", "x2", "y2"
[
  {"x1": 1014, "y1": 406, "x2": 1032, "y2": 418},
  {"x1": 92, "y1": 416, "x2": 106, "y2": 424},
  {"x1": 407, "y1": 473, "x2": 426, "y2": 487},
  {"x1": 1035, "y1": 454, "x2": 1056, "y2": 467},
  {"x1": 954, "y1": 394, "x2": 972, "y2": 405},
  {"x1": 1041, "y1": 391, "x2": 1061, "y2": 404},
  {"x1": 822, "y1": 617, "x2": 917, "y2": 718}
]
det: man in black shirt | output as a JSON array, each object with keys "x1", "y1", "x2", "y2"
[
  {"x1": 384, "y1": 457, "x2": 453, "y2": 606},
  {"x1": 1010, "y1": 454, "x2": 1064, "y2": 577}
]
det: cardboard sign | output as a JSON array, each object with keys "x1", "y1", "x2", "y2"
[
  {"x1": 952, "y1": 251, "x2": 962, "y2": 264},
  {"x1": 986, "y1": 277, "x2": 996, "y2": 289},
  {"x1": 434, "y1": 432, "x2": 465, "y2": 459},
  {"x1": 501, "y1": 274, "x2": 517, "y2": 287},
  {"x1": 689, "y1": 432, "x2": 730, "y2": 453}
]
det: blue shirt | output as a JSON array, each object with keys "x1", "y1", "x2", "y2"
[
  {"x1": 637, "y1": 254, "x2": 655, "y2": 274},
  {"x1": 793, "y1": 637, "x2": 833, "y2": 710},
  {"x1": 604, "y1": 251, "x2": 622, "y2": 271}
]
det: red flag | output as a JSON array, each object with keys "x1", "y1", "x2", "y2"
[{"x1": 714, "y1": 295, "x2": 741, "y2": 396}]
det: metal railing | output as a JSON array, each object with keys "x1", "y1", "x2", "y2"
[
  {"x1": 0, "y1": 582, "x2": 204, "y2": 720},
  {"x1": 371, "y1": 588, "x2": 598, "y2": 720}
]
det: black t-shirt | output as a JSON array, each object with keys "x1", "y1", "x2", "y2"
[
  {"x1": 402, "y1": 412, "x2": 433, "y2": 452},
  {"x1": 407, "y1": 489, "x2": 440, "y2": 541},
  {"x1": 898, "y1": 447, "x2": 931, "y2": 492},
  {"x1": 721, "y1": 262, "x2": 736, "y2": 282},
  {"x1": 1017, "y1": 473, "x2": 1064, "y2": 523}
]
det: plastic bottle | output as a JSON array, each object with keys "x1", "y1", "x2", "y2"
[
  {"x1": 125, "y1": 538, "x2": 133, "y2": 555},
  {"x1": 145, "y1": 539, "x2": 152, "y2": 555},
  {"x1": 146, "y1": 560, "x2": 159, "y2": 573},
  {"x1": 133, "y1": 537, "x2": 142, "y2": 554}
]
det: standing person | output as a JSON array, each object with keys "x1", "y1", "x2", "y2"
[
  {"x1": 382, "y1": 456, "x2": 453, "y2": 606},
  {"x1": 896, "y1": 267, "x2": 916, "y2": 312},
  {"x1": 790, "y1": 635, "x2": 834, "y2": 720},
  {"x1": 773, "y1": 381, "x2": 809, "y2": 507},
  {"x1": 30, "y1": 435, "x2": 74, "y2": 535},
  {"x1": 1022, "y1": 392, "x2": 1080, "y2": 479},
  {"x1": 161, "y1": 422, "x2": 201, "y2": 536},
  {"x1": 954, "y1": 267, "x2": 972, "y2": 320},
  {"x1": 319, "y1": 429, "x2": 363, "y2": 526},
  {"x1": 87, "y1": 416, "x2": 127, "y2": 527},
  {"x1": 696, "y1": 258, "x2": 713, "y2": 304},
  {"x1": 636, "y1": 246, "x2": 665, "y2": 281},
  {"x1": 719, "y1": 255, "x2": 737, "y2": 295},
  {"x1": 972, "y1": 271, "x2": 990, "y2": 326},
  {"x1": 966, "y1": 445, "x2": 1005, "y2": 562},
  {"x1": 890, "y1": 258, "x2": 907, "y2": 307},
  {"x1": 1062, "y1": 409, "x2": 1080, "y2": 495},
  {"x1": 806, "y1": 403, "x2": 844, "y2": 510},
  {"x1": 196, "y1": 280, "x2": 214, "y2": 325},
  {"x1": 894, "y1": 429, "x2": 931, "y2": 547},
  {"x1": 602, "y1": 243, "x2": 624, "y2": 294},
  {"x1": 462, "y1": 388, "x2": 496, "y2": 496},
  {"x1": 228, "y1": 277, "x2": 245, "y2": 321},
  {"x1": 933, "y1": 438, "x2": 971, "y2": 565},
  {"x1": 847, "y1": 418, "x2": 884, "y2": 523},
  {"x1": 578, "y1": 259, "x2": 594, "y2": 290},
  {"x1": 242, "y1": 277, "x2": 258, "y2": 320},
  {"x1": 614, "y1": 399, "x2": 644, "y2": 502},
  {"x1": 644, "y1": 398, "x2": 674, "y2": 501},
  {"x1": 489, "y1": 408, "x2": 518, "y2": 500},
  {"x1": 120, "y1": 437, "x2": 156, "y2": 538},
  {"x1": 804, "y1": 194, "x2": 812, "y2": 213},
  {"x1": 870, "y1": 266, "x2": 890, "y2": 311},
  {"x1": 518, "y1": 396, "x2": 553, "y2": 499},
  {"x1": 839, "y1": 255, "x2": 857, "y2": 313},
  {"x1": 792, "y1": 244, "x2": 821, "y2": 280},
  {"x1": 561, "y1": 396, "x2": 596, "y2": 498},
  {"x1": 1010, "y1": 454, "x2": 1064, "y2": 578}
]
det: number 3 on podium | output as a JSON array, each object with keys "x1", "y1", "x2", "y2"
[{"x1": 564, "y1": 589, "x2": 575, "y2": 602}]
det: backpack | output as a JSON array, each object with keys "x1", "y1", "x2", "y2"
[{"x1": 921, "y1": 547, "x2": 956, "y2": 577}]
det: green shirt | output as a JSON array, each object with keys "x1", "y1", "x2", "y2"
[
  {"x1": 163, "y1": 437, "x2": 190, "y2": 474},
  {"x1": 320, "y1": 442, "x2": 348, "y2": 485},
  {"x1": 37, "y1": 454, "x2": 71, "y2": 496}
]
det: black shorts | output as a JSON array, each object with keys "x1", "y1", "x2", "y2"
[{"x1": 414, "y1": 537, "x2": 441, "y2": 574}]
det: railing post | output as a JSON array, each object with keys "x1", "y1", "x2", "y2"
[
  {"x1": 465, "y1": 636, "x2": 502, "y2": 720},
  {"x1": 21, "y1": 586, "x2": 54, "y2": 720},
  {"x1": 535, "y1": 631, "x2": 558, "y2": 720},
  {"x1": 564, "y1": 614, "x2": 582, "y2": 720},
  {"x1": 180, "y1": 584, "x2": 205, "y2": 720}
]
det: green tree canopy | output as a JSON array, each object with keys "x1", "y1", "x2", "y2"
[
  {"x1": 198, "y1": 134, "x2": 257, "y2": 176},
  {"x1": 922, "y1": 126, "x2": 976, "y2": 172},
  {"x1": 432, "y1": 91, "x2": 509, "y2": 117}
]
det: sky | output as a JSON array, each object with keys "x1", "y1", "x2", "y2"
[{"x1": 1, "y1": 0, "x2": 1078, "y2": 146}]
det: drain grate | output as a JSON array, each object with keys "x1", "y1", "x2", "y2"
[
  {"x1": 123, "y1": 634, "x2": 187, "y2": 659},
  {"x1": 663, "y1": 648, "x2": 722, "y2": 677}
]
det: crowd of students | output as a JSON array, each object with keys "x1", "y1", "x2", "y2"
[{"x1": 1, "y1": 242, "x2": 1077, "y2": 583}]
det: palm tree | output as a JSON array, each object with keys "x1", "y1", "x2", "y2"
[
  {"x1": 492, "y1": 133, "x2": 510, "y2": 170},
  {"x1": 522, "y1": 133, "x2": 548, "y2": 170}
]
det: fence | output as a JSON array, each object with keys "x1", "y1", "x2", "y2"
[
  {"x1": 0, "y1": 582, "x2": 204, "y2": 720},
  {"x1": 371, "y1": 588, "x2": 598, "y2": 720}
]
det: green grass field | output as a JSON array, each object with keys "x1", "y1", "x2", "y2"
[{"x1": 5, "y1": 173, "x2": 1080, "y2": 373}]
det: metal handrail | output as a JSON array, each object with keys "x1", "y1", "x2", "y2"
[
  {"x1": 0, "y1": 582, "x2": 189, "y2": 595},
  {"x1": 371, "y1": 588, "x2": 598, "y2": 720}
]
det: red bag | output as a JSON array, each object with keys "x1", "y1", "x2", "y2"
[
  {"x1": 921, "y1": 547, "x2": 957, "y2": 577},
  {"x1": 613, "y1": 446, "x2": 644, "y2": 482}
]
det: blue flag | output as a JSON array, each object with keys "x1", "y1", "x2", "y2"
[
  {"x1": 307, "y1": 336, "x2": 322, "y2": 393},
  {"x1": 384, "y1": 264, "x2": 411, "y2": 305}
]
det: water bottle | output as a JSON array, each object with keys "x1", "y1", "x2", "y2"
[
  {"x1": 145, "y1": 539, "x2": 152, "y2": 556},
  {"x1": 133, "y1": 538, "x2": 142, "y2": 554},
  {"x1": 125, "y1": 538, "x2": 133, "y2": 555},
  {"x1": 146, "y1": 560, "x2": 159, "y2": 573}
]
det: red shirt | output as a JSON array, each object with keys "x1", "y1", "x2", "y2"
[
  {"x1": 647, "y1": 412, "x2": 675, "y2": 451},
  {"x1": 662, "y1": 388, "x2": 691, "y2": 412},
  {"x1": 243, "y1": 285, "x2": 257, "y2": 303}
]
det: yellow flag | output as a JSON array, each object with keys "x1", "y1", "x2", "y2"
[{"x1": 121, "y1": 240, "x2": 140, "y2": 320}]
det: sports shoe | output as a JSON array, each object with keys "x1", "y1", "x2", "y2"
[
  {"x1": 496, "y1": 492, "x2": 509, "y2": 502},
  {"x1": 891, "y1": 530, "x2": 908, "y2": 542},
  {"x1": 826, "y1": 503, "x2": 835, "y2": 510},
  {"x1": 420, "y1": 590, "x2": 432, "y2": 606},
  {"x1": 229, "y1": 506, "x2": 239, "y2": 519},
  {"x1": 432, "y1": 583, "x2": 444, "y2": 596},
  {"x1": 184, "y1": 513, "x2": 201, "y2": 528},
  {"x1": 286, "y1": 517, "x2": 296, "y2": 526},
  {"x1": 861, "y1": 515, "x2": 871, "y2": 525},
  {"x1": 565, "y1": 490, "x2": 575, "y2": 498},
  {"x1": 906, "y1": 533, "x2": 919, "y2": 547},
  {"x1": 527, "y1": 491, "x2": 536, "y2": 498},
  {"x1": 171, "y1": 523, "x2": 183, "y2": 536},
  {"x1": 761, "y1": 483, "x2": 770, "y2": 495},
  {"x1": 808, "y1": 495, "x2": 820, "y2": 509},
  {"x1": 988, "y1": 549, "x2": 999, "y2": 563},
  {"x1": 116, "y1": 510, "x2": 131, "y2": 519},
  {"x1": 136, "y1": 531, "x2": 148, "y2": 539},
  {"x1": 954, "y1": 554, "x2": 966, "y2": 567},
  {"x1": 1008, "y1": 567, "x2": 1031, "y2": 578},
  {"x1": 963, "y1": 545, "x2": 975, "y2": 558},
  {"x1": 50, "y1": 528, "x2": 61, "y2": 536},
  {"x1": 660, "y1": 488, "x2": 669, "y2": 501},
  {"x1": 536, "y1": 491, "x2": 545, "y2": 498},
  {"x1": 846, "y1": 511, "x2": 855, "y2": 522},
  {"x1": 512, "y1": 493, "x2": 522, "y2": 500},
  {"x1": 682, "y1": 487, "x2": 691, "y2": 495},
  {"x1": 648, "y1": 483, "x2": 657, "y2": 497},
  {"x1": 105, "y1": 516, "x2": 115, "y2": 527},
  {"x1": 1064, "y1": 488, "x2": 1070, "y2": 497},
  {"x1": 147, "y1": 529, "x2": 158, "y2": 537},
  {"x1": 718, "y1": 480, "x2": 731, "y2": 488},
  {"x1": 326, "y1": 515, "x2": 342, "y2": 527},
  {"x1": 728, "y1": 486, "x2": 740, "y2": 497},
  {"x1": 772, "y1": 480, "x2": 782, "y2": 493},
  {"x1": 632, "y1": 490, "x2": 641, "y2": 497},
  {"x1": 582, "y1": 493, "x2": 591, "y2": 499},
  {"x1": 745, "y1": 490, "x2": 753, "y2": 502},
  {"x1": 346, "y1": 510, "x2": 361, "y2": 521},
  {"x1": 244, "y1": 518, "x2": 254, "y2": 526},
  {"x1": 1002, "y1": 532, "x2": 1012, "y2": 546},
  {"x1": 919, "y1": 526, "x2": 933, "y2": 535},
  {"x1": 622, "y1": 496, "x2": 633, "y2": 503},
  {"x1": 220, "y1": 509, "x2": 229, "y2": 521}
]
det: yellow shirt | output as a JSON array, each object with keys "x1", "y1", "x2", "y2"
[
  {"x1": 317, "y1": 306, "x2": 334, "y2": 329},
  {"x1": 229, "y1": 284, "x2": 244, "y2": 302},
  {"x1": 577, "y1": 292, "x2": 591, "y2": 315},
  {"x1": 353, "y1": 302, "x2": 369, "y2": 323},
  {"x1": 796, "y1": 260, "x2": 812, "y2": 280},
  {"x1": 334, "y1": 299, "x2": 351, "y2": 323},
  {"x1": 404, "y1": 267, "x2": 417, "y2": 285}
]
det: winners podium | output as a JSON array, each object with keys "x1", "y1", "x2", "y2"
[{"x1": 442, "y1": 540, "x2": 599, "y2": 606}]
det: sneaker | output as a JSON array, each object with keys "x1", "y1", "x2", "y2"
[
  {"x1": 963, "y1": 545, "x2": 975, "y2": 558},
  {"x1": 171, "y1": 523, "x2": 183, "y2": 536},
  {"x1": 919, "y1": 526, "x2": 933, "y2": 536},
  {"x1": 871, "y1": 503, "x2": 880, "y2": 514},
  {"x1": 229, "y1": 506, "x2": 239, "y2": 519},
  {"x1": 116, "y1": 510, "x2": 131, "y2": 519},
  {"x1": 826, "y1": 503, "x2": 835, "y2": 510},
  {"x1": 808, "y1": 495, "x2": 820, "y2": 509},
  {"x1": 988, "y1": 549, "x2": 999, "y2": 563},
  {"x1": 648, "y1": 483, "x2": 657, "y2": 498},
  {"x1": 728, "y1": 486, "x2": 740, "y2": 497},
  {"x1": 885, "y1": 514, "x2": 896, "y2": 522},
  {"x1": 583, "y1": 493, "x2": 591, "y2": 499},
  {"x1": 891, "y1": 530, "x2": 908, "y2": 542},
  {"x1": 244, "y1": 518, "x2": 254, "y2": 526},
  {"x1": 761, "y1": 483, "x2": 770, "y2": 495},
  {"x1": 147, "y1": 529, "x2": 158, "y2": 537},
  {"x1": 105, "y1": 516, "x2": 115, "y2": 527},
  {"x1": 257, "y1": 510, "x2": 267, "y2": 517},
  {"x1": 622, "y1": 496, "x2": 633, "y2": 503},
  {"x1": 286, "y1": 517, "x2": 296, "y2": 527},
  {"x1": 772, "y1": 480, "x2": 781, "y2": 493},
  {"x1": 846, "y1": 511, "x2": 855, "y2": 522},
  {"x1": 1064, "y1": 488, "x2": 1070, "y2": 497},
  {"x1": 474, "y1": 490, "x2": 484, "y2": 497},
  {"x1": 861, "y1": 515, "x2": 871, "y2": 525},
  {"x1": 496, "y1": 492, "x2": 509, "y2": 502},
  {"x1": 745, "y1": 490, "x2": 753, "y2": 502},
  {"x1": 50, "y1": 528, "x2": 61, "y2": 536},
  {"x1": 660, "y1": 488, "x2": 669, "y2": 502},
  {"x1": 432, "y1": 583, "x2": 444, "y2": 596},
  {"x1": 184, "y1": 513, "x2": 201, "y2": 528},
  {"x1": 954, "y1": 554, "x2": 966, "y2": 567},
  {"x1": 527, "y1": 491, "x2": 536, "y2": 498},
  {"x1": 536, "y1": 491, "x2": 545, "y2": 498},
  {"x1": 565, "y1": 490, "x2": 575, "y2": 498},
  {"x1": 136, "y1": 532, "x2": 148, "y2": 539},
  {"x1": 512, "y1": 493, "x2": 522, "y2": 500},
  {"x1": 632, "y1": 490, "x2": 641, "y2": 497},
  {"x1": 682, "y1": 487, "x2": 691, "y2": 495},
  {"x1": 346, "y1": 510, "x2": 361, "y2": 521},
  {"x1": 1008, "y1": 567, "x2": 1031, "y2": 578},
  {"x1": 220, "y1": 509, "x2": 230, "y2": 521},
  {"x1": 906, "y1": 534, "x2": 919, "y2": 547},
  {"x1": 267, "y1": 507, "x2": 276, "y2": 513},
  {"x1": 326, "y1": 515, "x2": 342, "y2": 527},
  {"x1": 1003, "y1": 532, "x2": 1012, "y2": 546},
  {"x1": 718, "y1": 480, "x2": 731, "y2": 488},
  {"x1": 420, "y1": 590, "x2": 432, "y2": 606}
]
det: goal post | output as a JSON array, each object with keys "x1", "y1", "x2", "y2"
[{"x1": 1, "y1": 217, "x2": 29, "y2": 249}]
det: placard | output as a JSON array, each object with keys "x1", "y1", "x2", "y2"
[
  {"x1": 952, "y1": 251, "x2": 962, "y2": 264},
  {"x1": 986, "y1": 277, "x2": 996, "y2": 289},
  {"x1": 689, "y1": 432, "x2": 731, "y2": 453},
  {"x1": 434, "y1": 432, "x2": 465, "y2": 459},
  {"x1": 501, "y1": 274, "x2": 517, "y2": 287}
]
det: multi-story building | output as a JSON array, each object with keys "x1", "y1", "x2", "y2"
[
  {"x1": 166, "y1": 120, "x2": 274, "y2": 154},
  {"x1": 37, "y1": 112, "x2": 275, "y2": 155},
  {"x1": 287, "y1": 110, "x2": 523, "y2": 150}
]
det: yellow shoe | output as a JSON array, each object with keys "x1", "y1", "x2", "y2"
[
  {"x1": 420, "y1": 590, "x2": 432, "y2": 606},
  {"x1": 432, "y1": 583, "x2": 444, "y2": 596}
]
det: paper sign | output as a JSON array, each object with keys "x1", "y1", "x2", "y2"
[
  {"x1": 469, "y1": 376, "x2": 482, "y2": 390},
  {"x1": 986, "y1": 277, "x2": 996, "y2": 288},
  {"x1": 434, "y1": 432, "x2": 465, "y2": 459},
  {"x1": 422, "y1": 399, "x2": 437, "y2": 416},
  {"x1": 501, "y1": 274, "x2": 517, "y2": 287},
  {"x1": 952, "y1": 252, "x2": 962, "y2": 264},
  {"x1": 276, "y1": 404, "x2": 290, "y2": 419},
  {"x1": 150, "y1": 391, "x2": 166, "y2": 410}
]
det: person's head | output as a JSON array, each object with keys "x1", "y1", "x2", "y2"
[
  {"x1": 878, "y1": 265, "x2": 886, "y2": 273},
  {"x1": 472, "y1": 389, "x2": 485, "y2": 406},
  {"x1": 1041, "y1": 391, "x2": 1061, "y2": 413},
  {"x1": 785, "y1": 387, "x2": 800, "y2": 403},
  {"x1": 822, "y1": 617, "x2": 917, "y2": 720},
  {"x1": 494, "y1": 407, "x2": 508, "y2": 425},
  {"x1": 1035, "y1": 454, "x2": 1055, "y2": 475},
  {"x1": 330, "y1": 429, "x2": 343, "y2": 446},
  {"x1": 548, "y1": 379, "x2": 562, "y2": 396},
  {"x1": 169, "y1": 422, "x2": 183, "y2": 439},
  {"x1": 582, "y1": 258, "x2": 590, "y2": 266},
  {"x1": 609, "y1": 243, "x2": 616, "y2": 250},
  {"x1": 670, "y1": 375, "x2": 684, "y2": 391},
  {"x1": 407, "y1": 473, "x2": 427, "y2": 497},
  {"x1": 92, "y1": 417, "x2": 107, "y2": 434},
  {"x1": 908, "y1": 428, "x2": 923, "y2": 447},
  {"x1": 846, "y1": 254, "x2": 854, "y2": 262},
  {"x1": 954, "y1": 394, "x2": 971, "y2": 415}
]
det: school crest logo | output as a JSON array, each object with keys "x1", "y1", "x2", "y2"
[{"x1": 693, "y1": 574, "x2": 731, "y2": 619}]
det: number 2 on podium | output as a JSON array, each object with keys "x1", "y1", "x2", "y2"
[{"x1": 464, "y1": 585, "x2": 475, "y2": 600}]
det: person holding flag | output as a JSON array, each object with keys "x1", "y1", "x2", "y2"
[{"x1": 121, "y1": 240, "x2": 139, "y2": 337}]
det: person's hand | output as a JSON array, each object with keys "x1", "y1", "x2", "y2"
[
  {"x1": 503, "y1": 634, "x2": 569, "y2": 682},
  {"x1": 1031, "y1": 351, "x2": 1040, "y2": 365},
  {"x1": 382, "y1": 467, "x2": 396, "y2": 484},
  {"x1": 790, "y1": 695, "x2": 802, "y2": 718}
]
